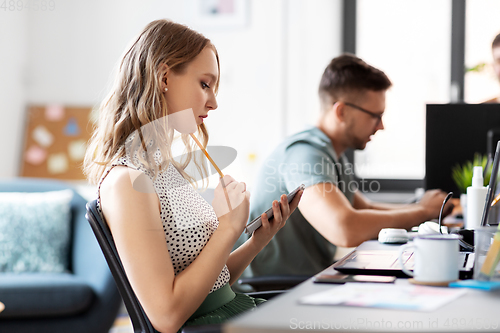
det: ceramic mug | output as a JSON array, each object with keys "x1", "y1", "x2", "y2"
[{"x1": 397, "y1": 234, "x2": 462, "y2": 283}]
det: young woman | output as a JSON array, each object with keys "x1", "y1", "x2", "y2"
[{"x1": 84, "y1": 19, "x2": 302, "y2": 333}]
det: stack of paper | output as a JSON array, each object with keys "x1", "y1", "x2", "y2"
[{"x1": 300, "y1": 283, "x2": 467, "y2": 312}]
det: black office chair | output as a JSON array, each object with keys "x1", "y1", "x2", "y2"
[{"x1": 85, "y1": 199, "x2": 221, "y2": 333}]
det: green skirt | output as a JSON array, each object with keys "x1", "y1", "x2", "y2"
[{"x1": 176, "y1": 283, "x2": 265, "y2": 332}]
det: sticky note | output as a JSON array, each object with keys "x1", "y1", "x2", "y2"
[
  {"x1": 449, "y1": 280, "x2": 500, "y2": 291},
  {"x1": 68, "y1": 140, "x2": 87, "y2": 161},
  {"x1": 64, "y1": 118, "x2": 80, "y2": 136},
  {"x1": 32, "y1": 125, "x2": 54, "y2": 148},
  {"x1": 45, "y1": 105, "x2": 65, "y2": 121},
  {"x1": 89, "y1": 108, "x2": 100, "y2": 124},
  {"x1": 47, "y1": 153, "x2": 69, "y2": 174},
  {"x1": 25, "y1": 145, "x2": 47, "y2": 165}
]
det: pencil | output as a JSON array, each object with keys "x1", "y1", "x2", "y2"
[
  {"x1": 491, "y1": 193, "x2": 500, "y2": 207},
  {"x1": 189, "y1": 133, "x2": 224, "y2": 178},
  {"x1": 189, "y1": 133, "x2": 232, "y2": 211}
]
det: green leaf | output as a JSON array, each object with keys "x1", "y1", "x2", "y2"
[{"x1": 451, "y1": 153, "x2": 492, "y2": 194}]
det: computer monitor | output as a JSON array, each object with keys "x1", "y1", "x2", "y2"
[{"x1": 425, "y1": 103, "x2": 500, "y2": 197}]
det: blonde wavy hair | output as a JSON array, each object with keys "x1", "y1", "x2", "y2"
[{"x1": 84, "y1": 19, "x2": 220, "y2": 187}]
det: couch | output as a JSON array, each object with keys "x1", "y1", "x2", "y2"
[{"x1": 0, "y1": 177, "x2": 121, "y2": 333}]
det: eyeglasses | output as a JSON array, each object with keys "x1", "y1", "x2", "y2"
[{"x1": 343, "y1": 102, "x2": 384, "y2": 125}]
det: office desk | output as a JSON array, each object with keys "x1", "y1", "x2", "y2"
[{"x1": 225, "y1": 244, "x2": 500, "y2": 332}]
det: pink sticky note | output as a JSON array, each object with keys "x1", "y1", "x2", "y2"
[
  {"x1": 25, "y1": 145, "x2": 47, "y2": 165},
  {"x1": 45, "y1": 105, "x2": 65, "y2": 121}
]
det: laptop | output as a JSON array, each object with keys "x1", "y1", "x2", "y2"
[
  {"x1": 332, "y1": 241, "x2": 474, "y2": 279},
  {"x1": 333, "y1": 140, "x2": 500, "y2": 280}
]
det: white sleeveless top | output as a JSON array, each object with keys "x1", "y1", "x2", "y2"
[{"x1": 97, "y1": 151, "x2": 230, "y2": 293}]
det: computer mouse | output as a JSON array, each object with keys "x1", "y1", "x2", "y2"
[
  {"x1": 417, "y1": 221, "x2": 448, "y2": 235},
  {"x1": 378, "y1": 228, "x2": 408, "y2": 244}
]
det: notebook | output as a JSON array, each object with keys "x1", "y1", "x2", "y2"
[{"x1": 333, "y1": 140, "x2": 500, "y2": 280}]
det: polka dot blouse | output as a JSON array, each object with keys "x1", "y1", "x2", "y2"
[{"x1": 97, "y1": 151, "x2": 230, "y2": 293}]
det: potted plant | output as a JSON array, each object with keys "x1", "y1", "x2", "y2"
[
  {"x1": 451, "y1": 153, "x2": 492, "y2": 223},
  {"x1": 452, "y1": 154, "x2": 491, "y2": 194}
]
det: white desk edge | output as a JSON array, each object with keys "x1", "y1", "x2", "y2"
[{"x1": 224, "y1": 242, "x2": 500, "y2": 333}]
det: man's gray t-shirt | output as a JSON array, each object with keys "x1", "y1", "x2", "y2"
[{"x1": 236, "y1": 127, "x2": 355, "y2": 284}]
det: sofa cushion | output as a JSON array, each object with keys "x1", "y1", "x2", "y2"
[
  {"x1": 0, "y1": 273, "x2": 94, "y2": 318},
  {"x1": 0, "y1": 189, "x2": 73, "y2": 273}
]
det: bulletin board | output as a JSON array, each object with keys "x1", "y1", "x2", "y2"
[{"x1": 20, "y1": 105, "x2": 95, "y2": 180}]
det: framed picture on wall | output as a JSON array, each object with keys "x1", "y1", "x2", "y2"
[{"x1": 185, "y1": 0, "x2": 249, "y2": 29}]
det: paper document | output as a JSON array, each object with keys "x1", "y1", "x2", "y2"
[{"x1": 299, "y1": 283, "x2": 467, "y2": 312}]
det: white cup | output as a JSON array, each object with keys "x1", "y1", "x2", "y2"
[{"x1": 397, "y1": 234, "x2": 462, "y2": 283}]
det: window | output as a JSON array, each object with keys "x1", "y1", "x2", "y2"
[
  {"x1": 353, "y1": 0, "x2": 452, "y2": 181},
  {"x1": 464, "y1": 0, "x2": 500, "y2": 103}
]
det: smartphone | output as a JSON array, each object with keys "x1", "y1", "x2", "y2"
[
  {"x1": 313, "y1": 273, "x2": 396, "y2": 284},
  {"x1": 244, "y1": 184, "x2": 305, "y2": 235}
]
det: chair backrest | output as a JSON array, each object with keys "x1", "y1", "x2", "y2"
[{"x1": 86, "y1": 199, "x2": 155, "y2": 333}]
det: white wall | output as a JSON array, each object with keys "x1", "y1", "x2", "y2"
[
  {"x1": 197, "y1": 0, "x2": 342, "y2": 186},
  {"x1": 286, "y1": 0, "x2": 342, "y2": 136},
  {"x1": 0, "y1": 11, "x2": 28, "y2": 177},
  {"x1": 1, "y1": 0, "x2": 342, "y2": 188}
]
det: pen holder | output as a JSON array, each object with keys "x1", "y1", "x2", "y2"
[
  {"x1": 474, "y1": 226, "x2": 500, "y2": 281},
  {"x1": 490, "y1": 205, "x2": 500, "y2": 226}
]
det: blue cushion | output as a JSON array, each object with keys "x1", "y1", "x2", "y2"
[
  {"x1": 0, "y1": 273, "x2": 94, "y2": 318},
  {"x1": 0, "y1": 190, "x2": 73, "y2": 273}
]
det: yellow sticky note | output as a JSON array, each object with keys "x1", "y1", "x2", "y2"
[
  {"x1": 68, "y1": 140, "x2": 87, "y2": 161},
  {"x1": 89, "y1": 108, "x2": 100, "y2": 124},
  {"x1": 47, "y1": 153, "x2": 68, "y2": 174}
]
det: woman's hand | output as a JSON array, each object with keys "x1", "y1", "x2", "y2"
[
  {"x1": 212, "y1": 175, "x2": 250, "y2": 238},
  {"x1": 251, "y1": 189, "x2": 303, "y2": 250}
]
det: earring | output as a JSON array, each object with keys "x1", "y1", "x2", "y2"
[{"x1": 164, "y1": 88, "x2": 168, "y2": 92}]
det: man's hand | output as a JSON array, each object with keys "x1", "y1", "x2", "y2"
[{"x1": 418, "y1": 189, "x2": 454, "y2": 220}]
